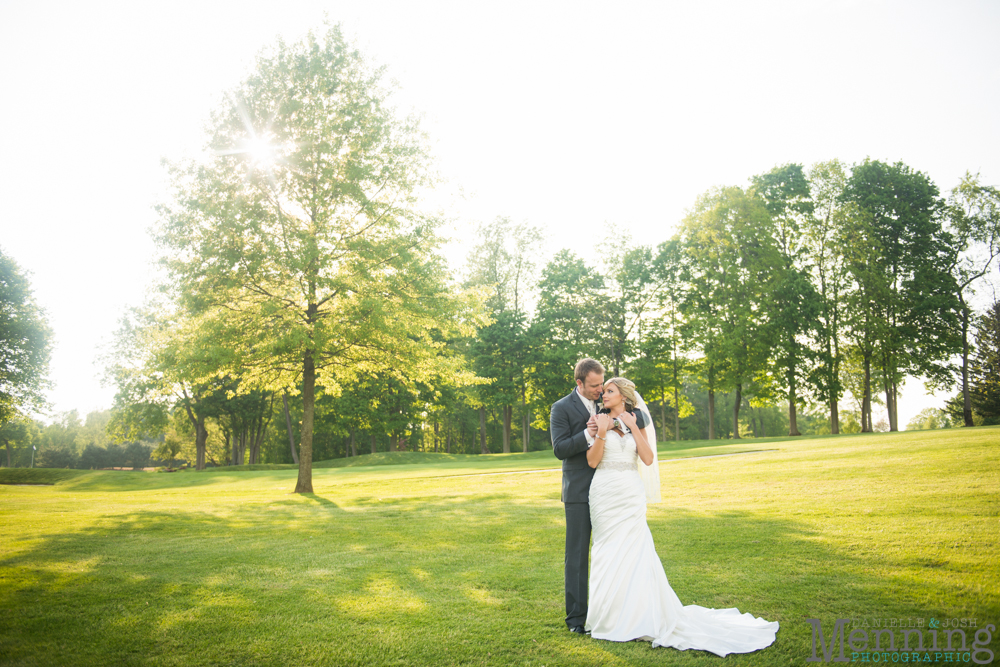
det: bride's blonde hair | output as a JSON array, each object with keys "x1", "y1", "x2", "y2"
[{"x1": 605, "y1": 377, "x2": 638, "y2": 412}]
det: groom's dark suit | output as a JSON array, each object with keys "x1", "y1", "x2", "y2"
[
  {"x1": 551, "y1": 389, "x2": 599, "y2": 630},
  {"x1": 551, "y1": 390, "x2": 649, "y2": 629}
]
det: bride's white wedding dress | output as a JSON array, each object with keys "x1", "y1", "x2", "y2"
[{"x1": 585, "y1": 428, "x2": 779, "y2": 656}]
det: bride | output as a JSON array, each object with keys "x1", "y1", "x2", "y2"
[{"x1": 585, "y1": 377, "x2": 779, "y2": 656}]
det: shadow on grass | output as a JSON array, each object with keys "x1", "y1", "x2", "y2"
[{"x1": 4, "y1": 488, "x2": 994, "y2": 667}]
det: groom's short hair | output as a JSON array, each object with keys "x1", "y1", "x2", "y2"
[{"x1": 574, "y1": 358, "x2": 605, "y2": 383}]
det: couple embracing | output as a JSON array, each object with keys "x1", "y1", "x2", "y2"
[{"x1": 549, "y1": 358, "x2": 779, "y2": 657}]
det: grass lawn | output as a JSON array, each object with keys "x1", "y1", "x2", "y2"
[{"x1": 1, "y1": 428, "x2": 998, "y2": 666}]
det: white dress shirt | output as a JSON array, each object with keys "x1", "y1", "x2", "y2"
[{"x1": 577, "y1": 388, "x2": 597, "y2": 446}]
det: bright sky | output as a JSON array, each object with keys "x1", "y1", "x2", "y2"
[{"x1": 2, "y1": 0, "x2": 998, "y2": 426}]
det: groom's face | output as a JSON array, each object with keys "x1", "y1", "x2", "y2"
[{"x1": 577, "y1": 371, "x2": 605, "y2": 402}]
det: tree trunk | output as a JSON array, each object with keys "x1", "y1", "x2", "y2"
[
  {"x1": 371, "y1": 434, "x2": 377, "y2": 455},
  {"x1": 732, "y1": 383, "x2": 742, "y2": 439},
  {"x1": 830, "y1": 392, "x2": 840, "y2": 435},
  {"x1": 671, "y1": 352, "x2": 679, "y2": 441},
  {"x1": 389, "y1": 433, "x2": 397, "y2": 452},
  {"x1": 883, "y1": 360, "x2": 898, "y2": 432},
  {"x1": 283, "y1": 393, "x2": 298, "y2": 465},
  {"x1": 788, "y1": 397, "x2": 800, "y2": 437},
  {"x1": 521, "y1": 389, "x2": 529, "y2": 453},
  {"x1": 350, "y1": 428, "x2": 357, "y2": 457},
  {"x1": 892, "y1": 382, "x2": 898, "y2": 431},
  {"x1": 502, "y1": 405, "x2": 511, "y2": 454},
  {"x1": 293, "y1": 350, "x2": 315, "y2": 493},
  {"x1": 180, "y1": 387, "x2": 208, "y2": 470},
  {"x1": 5, "y1": 439, "x2": 10, "y2": 467},
  {"x1": 433, "y1": 422, "x2": 439, "y2": 453},
  {"x1": 962, "y1": 308, "x2": 974, "y2": 427},
  {"x1": 195, "y1": 415, "x2": 207, "y2": 471},
  {"x1": 862, "y1": 351, "x2": 872, "y2": 433},
  {"x1": 673, "y1": 386, "x2": 680, "y2": 441},
  {"x1": 445, "y1": 431, "x2": 452, "y2": 454},
  {"x1": 479, "y1": 407, "x2": 488, "y2": 454},
  {"x1": 226, "y1": 430, "x2": 235, "y2": 466},
  {"x1": 788, "y1": 349, "x2": 801, "y2": 435},
  {"x1": 707, "y1": 364, "x2": 716, "y2": 440}
]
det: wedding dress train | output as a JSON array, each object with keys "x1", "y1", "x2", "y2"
[{"x1": 584, "y1": 429, "x2": 779, "y2": 656}]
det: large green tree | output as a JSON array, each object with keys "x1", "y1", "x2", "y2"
[
  {"x1": 970, "y1": 301, "x2": 1000, "y2": 424},
  {"x1": 805, "y1": 159, "x2": 851, "y2": 434},
  {"x1": 528, "y1": 250, "x2": 605, "y2": 422},
  {"x1": 751, "y1": 163, "x2": 821, "y2": 436},
  {"x1": 465, "y1": 217, "x2": 540, "y2": 453},
  {"x1": 943, "y1": 173, "x2": 1000, "y2": 426},
  {"x1": 630, "y1": 238, "x2": 691, "y2": 440},
  {"x1": 842, "y1": 159, "x2": 960, "y2": 431},
  {"x1": 155, "y1": 25, "x2": 482, "y2": 491},
  {"x1": 0, "y1": 248, "x2": 52, "y2": 427},
  {"x1": 680, "y1": 186, "x2": 777, "y2": 439}
]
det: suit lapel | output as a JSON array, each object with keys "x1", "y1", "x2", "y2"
[{"x1": 568, "y1": 390, "x2": 590, "y2": 421}]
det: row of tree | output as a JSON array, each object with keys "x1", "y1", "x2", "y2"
[
  {"x1": 0, "y1": 410, "x2": 156, "y2": 470},
  {"x1": 463, "y1": 159, "x2": 1000, "y2": 448},
  {"x1": 102, "y1": 26, "x2": 999, "y2": 494},
  {"x1": 4, "y1": 26, "x2": 998, "y2": 489}
]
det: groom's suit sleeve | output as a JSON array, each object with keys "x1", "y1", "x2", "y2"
[{"x1": 551, "y1": 398, "x2": 590, "y2": 461}]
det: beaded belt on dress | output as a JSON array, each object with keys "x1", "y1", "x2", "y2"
[{"x1": 597, "y1": 460, "x2": 638, "y2": 471}]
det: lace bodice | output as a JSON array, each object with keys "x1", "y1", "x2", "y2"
[{"x1": 597, "y1": 429, "x2": 639, "y2": 470}]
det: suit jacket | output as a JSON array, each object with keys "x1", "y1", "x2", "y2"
[
  {"x1": 550, "y1": 391, "x2": 651, "y2": 504},
  {"x1": 550, "y1": 390, "x2": 596, "y2": 504}
]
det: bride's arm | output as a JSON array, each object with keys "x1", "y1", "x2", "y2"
[
  {"x1": 633, "y1": 427, "x2": 654, "y2": 466},
  {"x1": 587, "y1": 414, "x2": 611, "y2": 468},
  {"x1": 620, "y1": 411, "x2": 654, "y2": 466}
]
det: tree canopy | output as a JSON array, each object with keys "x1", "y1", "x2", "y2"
[{"x1": 0, "y1": 248, "x2": 52, "y2": 427}]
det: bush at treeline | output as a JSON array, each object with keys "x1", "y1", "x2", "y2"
[{"x1": 0, "y1": 410, "x2": 159, "y2": 470}]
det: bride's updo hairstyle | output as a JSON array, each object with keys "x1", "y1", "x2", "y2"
[{"x1": 605, "y1": 377, "x2": 638, "y2": 412}]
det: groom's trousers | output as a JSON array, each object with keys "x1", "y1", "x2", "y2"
[{"x1": 564, "y1": 501, "x2": 592, "y2": 628}]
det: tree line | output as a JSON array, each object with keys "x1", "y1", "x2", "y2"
[{"x1": 3, "y1": 26, "x2": 998, "y2": 490}]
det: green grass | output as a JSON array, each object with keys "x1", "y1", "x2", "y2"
[
  {"x1": 0, "y1": 467, "x2": 90, "y2": 485},
  {"x1": 1, "y1": 429, "x2": 998, "y2": 666}
]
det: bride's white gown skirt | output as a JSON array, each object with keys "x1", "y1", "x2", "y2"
[{"x1": 585, "y1": 460, "x2": 778, "y2": 656}]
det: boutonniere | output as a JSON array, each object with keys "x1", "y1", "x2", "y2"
[{"x1": 612, "y1": 417, "x2": 629, "y2": 433}]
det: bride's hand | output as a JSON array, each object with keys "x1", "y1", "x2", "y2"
[
  {"x1": 618, "y1": 411, "x2": 638, "y2": 430},
  {"x1": 595, "y1": 413, "x2": 612, "y2": 437}
]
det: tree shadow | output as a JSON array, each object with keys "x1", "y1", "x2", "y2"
[{"x1": 0, "y1": 496, "x2": 996, "y2": 666}]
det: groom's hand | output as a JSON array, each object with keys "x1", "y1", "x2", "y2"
[
  {"x1": 619, "y1": 411, "x2": 638, "y2": 431},
  {"x1": 586, "y1": 415, "x2": 598, "y2": 437}
]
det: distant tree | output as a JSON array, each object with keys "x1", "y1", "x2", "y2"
[
  {"x1": 942, "y1": 173, "x2": 1000, "y2": 426},
  {"x1": 215, "y1": 381, "x2": 273, "y2": 465},
  {"x1": 680, "y1": 186, "x2": 777, "y2": 439},
  {"x1": 465, "y1": 217, "x2": 541, "y2": 453},
  {"x1": 152, "y1": 435, "x2": 183, "y2": 468},
  {"x1": 970, "y1": 301, "x2": 1000, "y2": 424},
  {"x1": 751, "y1": 163, "x2": 821, "y2": 436},
  {"x1": 0, "y1": 248, "x2": 52, "y2": 427},
  {"x1": 631, "y1": 238, "x2": 691, "y2": 440},
  {"x1": 600, "y1": 241, "x2": 663, "y2": 377},
  {"x1": 0, "y1": 416, "x2": 36, "y2": 467},
  {"x1": 905, "y1": 407, "x2": 951, "y2": 431},
  {"x1": 124, "y1": 441, "x2": 154, "y2": 470},
  {"x1": 529, "y1": 250, "x2": 606, "y2": 424},
  {"x1": 842, "y1": 159, "x2": 960, "y2": 431}
]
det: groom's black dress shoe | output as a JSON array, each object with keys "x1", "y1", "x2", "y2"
[{"x1": 569, "y1": 625, "x2": 587, "y2": 634}]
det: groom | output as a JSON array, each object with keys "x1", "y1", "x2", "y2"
[{"x1": 549, "y1": 358, "x2": 605, "y2": 634}]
